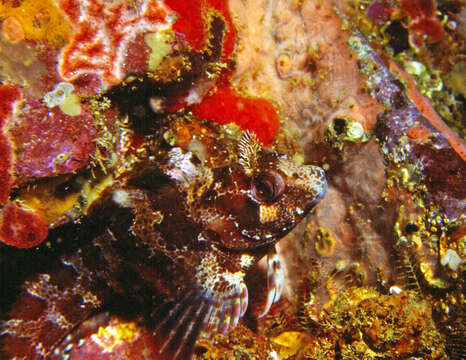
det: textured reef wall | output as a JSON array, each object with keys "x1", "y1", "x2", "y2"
[{"x1": 0, "y1": 0, "x2": 465, "y2": 359}]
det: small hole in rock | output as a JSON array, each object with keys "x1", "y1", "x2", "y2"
[{"x1": 333, "y1": 118, "x2": 346, "y2": 135}]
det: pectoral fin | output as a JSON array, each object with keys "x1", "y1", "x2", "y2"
[
  {"x1": 259, "y1": 245, "x2": 284, "y2": 318},
  {"x1": 152, "y1": 257, "x2": 249, "y2": 360}
]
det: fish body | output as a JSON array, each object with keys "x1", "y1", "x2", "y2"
[{"x1": 1, "y1": 116, "x2": 326, "y2": 359}]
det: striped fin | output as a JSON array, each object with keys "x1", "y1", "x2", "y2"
[{"x1": 152, "y1": 268, "x2": 248, "y2": 359}]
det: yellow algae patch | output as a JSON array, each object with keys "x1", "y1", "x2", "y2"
[
  {"x1": 272, "y1": 331, "x2": 311, "y2": 358},
  {"x1": 59, "y1": 93, "x2": 81, "y2": 116},
  {"x1": 145, "y1": 29, "x2": 174, "y2": 72},
  {"x1": 314, "y1": 227, "x2": 336, "y2": 257},
  {"x1": 16, "y1": 176, "x2": 80, "y2": 226},
  {"x1": 0, "y1": 0, "x2": 71, "y2": 48},
  {"x1": 91, "y1": 321, "x2": 140, "y2": 353},
  {"x1": 80, "y1": 174, "x2": 114, "y2": 214}
]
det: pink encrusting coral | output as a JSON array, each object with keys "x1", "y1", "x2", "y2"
[
  {"x1": 401, "y1": 0, "x2": 445, "y2": 43},
  {"x1": 0, "y1": 201, "x2": 49, "y2": 248},
  {"x1": 0, "y1": 86, "x2": 97, "y2": 248},
  {"x1": 56, "y1": 0, "x2": 174, "y2": 88},
  {"x1": 0, "y1": 86, "x2": 51, "y2": 248},
  {"x1": 0, "y1": 85, "x2": 20, "y2": 204},
  {"x1": 8, "y1": 99, "x2": 96, "y2": 180}
]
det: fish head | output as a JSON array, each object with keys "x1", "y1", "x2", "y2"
[{"x1": 196, "y1": 132, "x2": 327, "y2": 250}]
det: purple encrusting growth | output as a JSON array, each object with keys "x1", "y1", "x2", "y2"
[
  {"x1": 349, "y1": 31, "x2": 465, "y2": 218},
  {"x1": 366, "y1": 0, "x2": 391, "y2": 20},
  {"x1": 8, "y1": 99, "x2": 96, "y2": 180}
]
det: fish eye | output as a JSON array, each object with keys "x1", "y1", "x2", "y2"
[{"x1": 251, "y1": 171, "x2": 285, "y2": 203}]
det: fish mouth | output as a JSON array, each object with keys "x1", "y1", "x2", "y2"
[
  {"x1": 238, "y1": 223, "x2": 295, "y2": 244},
  {"x1": 310, "y1": 178, "x2": 328, "y2": 206}
]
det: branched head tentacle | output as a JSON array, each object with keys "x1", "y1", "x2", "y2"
[{"x1": 238, "y1": 131, "x2": 262, "y2": 176}]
